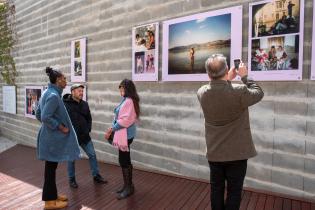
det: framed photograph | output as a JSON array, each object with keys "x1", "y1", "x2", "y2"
[
  {"x1": 71, "y1": 37, "x2": 87, "y2": 82},
  {"x1": 162, "y1": 6, "x2": 242, "y2": 81},
  {"x1": 25, "y1": 86, "x2": 43, "y2": 119},
  {"x1": 132, "y1": 22, "x2": 159, "y2": 81},
  {"x1": 311, "y1": 0, "x2": 315, "y2": 80},
  {"x1": 3, "y1": 86, "x2": 16, "y2": 114},
  {"x1": 248, "y1": 0, "x2": 304, "y2": 81}
]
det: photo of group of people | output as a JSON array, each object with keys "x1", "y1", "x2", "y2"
[
  {"x1": 251, "y1": 35, "x2": 299, "y2": 71},
  {"x1": 249, "y1": 0, "x2": 303, "y2": 79},
  {"x1": 71, "y1": 38, "x2": 86, "y2": 82},
  {"x1": 25, "y1": 86, "x2": 42, "y2": 119},
  {"x1": 132, "y1": 23, "x2": 158, "y2": 81},
  {"x1": 252, "y1": 0, "x2": 299, "y2": 37}
]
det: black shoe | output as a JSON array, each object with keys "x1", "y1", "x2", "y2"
[
  {"x1": 93, "y1": 174, "x2": 108, "y2": 184},
  {"x1": 69, "y1": 177, "x2": 78, "y2": 188}
]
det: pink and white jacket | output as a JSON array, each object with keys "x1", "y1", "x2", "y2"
[{"x1": 112, "y1": 98, "x2": 137, "y2": 151}]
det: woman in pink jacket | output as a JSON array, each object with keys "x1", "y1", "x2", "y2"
[{"x1": 106, "y1": 79, "x2": 140, "y2": 200}]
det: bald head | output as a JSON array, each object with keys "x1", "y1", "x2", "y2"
[{"x1": 205, "y1": 54, "x2": 228, "y2": 80}]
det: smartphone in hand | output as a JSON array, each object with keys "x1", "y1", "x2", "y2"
[{"x1": 234, "y1": 59, "x2": 241, "y2": 70}]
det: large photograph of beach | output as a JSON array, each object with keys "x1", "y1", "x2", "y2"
[
  {"x1": 162, "y1": 6, "x2": 243, "y2": 81},
  {"x1": 168, "y1": 14, "x2": 231, "y2": 75}
]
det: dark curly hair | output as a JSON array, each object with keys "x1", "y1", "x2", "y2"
[
  {"x1": 45, "y1": 67, "x2": 63, "y2": 84},
  {"x1": 119, "y1": 79, "x2": 140, "y2": 118}
]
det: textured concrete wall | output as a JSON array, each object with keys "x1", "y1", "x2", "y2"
[{"x1": 0, "y1": 0, "x2": 314, "y2": 200}]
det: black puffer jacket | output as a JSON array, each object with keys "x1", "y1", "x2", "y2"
[{"x1": 63, "y1": 94, "x2": 92, "y2": 145}]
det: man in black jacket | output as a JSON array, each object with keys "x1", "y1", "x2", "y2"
[{"x1": 63, "y1": 84, "x2": 107, "y2": 188}]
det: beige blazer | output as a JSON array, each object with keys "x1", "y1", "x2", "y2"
[{"x1": 197, "y1": 76, "x2": 264, "y2": 162}]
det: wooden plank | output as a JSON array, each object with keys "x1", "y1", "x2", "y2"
[
  {"x1": 301, "y1": 202, "x2": 311, "y2": 210},
  {"x1": 181, "y1": 183, "x2": 208, "y2": 210},
  {"x1": 255, "y1": 194, "x2": 267, "y2": 210},
  {"x1": 292, "y1": 200, "x2": 301, "y2": 210},
  {"x1": 151, "y1": 178, "x2": 192, "y2": 209},
  {"x1": 196, "y1": 187, "x2": 210, "y2": 209},
  {"x1": 247, "y1": 192, "x2": 259, "y2": 210},
  {"x1": 264, "y1": 195, "x2": 275, "y2": 210},
  {"x1": 187, "y1": 184, "x2": 210, "y2": 210},
  {"x1": 165, "y1": 180, "x2": 201, "y2": 209},
  {"x1": 283, "y1": 198, "x2": 292, "y2": 210},
  {"x1": 274, "y1": 197, "x2": 283, "y2": 210},
  {"x1": 240, "y1": 191, "x2": 251, "y2": 210}
]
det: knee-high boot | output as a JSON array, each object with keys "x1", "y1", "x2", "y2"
[
  {"x1": 117, "y1": 165, "x2": 134, "y2": 200},
  {"x1": 116, "y1": 166, "x2": 128, "y2": 193}
]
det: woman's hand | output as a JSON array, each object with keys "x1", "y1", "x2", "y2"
[
  {"x1": 59, "y1": 124, "x2": 69, "y2": 134},
  {"x1": 104, "y1": 127, "x2": 113, "y2": 140}
]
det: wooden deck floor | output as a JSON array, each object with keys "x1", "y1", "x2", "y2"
[{"x1": 0, "y1": 145, "x2": 314, "y2": 210}]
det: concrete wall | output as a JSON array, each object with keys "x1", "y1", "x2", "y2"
[{"x1": 0, "y1": 0, "x2": 314, "y2": 201}]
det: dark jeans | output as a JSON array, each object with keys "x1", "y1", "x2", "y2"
[
  {"x1": 119, "y1": 138, "x2": 133, "y2": 168},
  {"x1": 208, "y1": 159, "x2": 247, "y2": 210},
  {"x1": 68, "y1": 141, "x2": 99, "y2": 178},
  {"x1": 42, "y1": 161, "x2": 58, "y2": 201}
]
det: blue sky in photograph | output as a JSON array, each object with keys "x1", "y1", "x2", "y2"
[{"x1": 169, "y1": 14, "x2": 231, "y2": 48}]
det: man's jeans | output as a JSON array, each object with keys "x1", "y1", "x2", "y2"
[
  {"x1": 68, "y1": 141, "x2": 99, "y2": 178},
  {"x1": 208, "y1": 159, "x2": 247, "y2": 210}
]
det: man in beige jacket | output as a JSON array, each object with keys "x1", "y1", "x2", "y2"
[{"x1": 197, "y1": 54, "x2": 264, "y2": 210}]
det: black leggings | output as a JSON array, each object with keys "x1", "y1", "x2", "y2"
[
  {"x1": 119, "y1": 138, "x2": 133, "y2": 168},
  {"x1": 42, "y1": 161, "x2": 58, "y2": 201}
]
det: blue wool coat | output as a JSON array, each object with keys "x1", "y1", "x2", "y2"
[{"x1": 36, "y1": 83, "x2": 81, "y2": 162}]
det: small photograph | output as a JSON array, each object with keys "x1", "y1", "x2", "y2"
[
  {"x1": 251, "y1": 34, "x2": 299, "y2": 71},
  {"x1": 134, "y1": 24, "x2": 156, "y2": 51},
  {"x1": 74, "y1": 41, "x2": 81, "y2": 58},
  {"x1": 134, "y1": 52, "x2": 145, "y2": 74},
  {"x1": 252, "y1": 0, "x2": 300, "y2": 38},
  {"x1": 168, "y1": 14, "x2": 231, "y2": 75},
  {"x1": 132, "y1": 22, "x2": 159, "y2": 81},
  {"x1": 144, "y1": 50, "x2": 155, "y2": 73},
  {"x1": 74, "y1": 60, "x2": 82, "y2": 76},
  {"x1": 71, "y1": 37, "x2": 86, "y2": 82},
  {"x1": 25, "y1": 86, "x2": 43, "y2": 118}
]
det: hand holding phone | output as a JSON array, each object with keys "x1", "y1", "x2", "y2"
[{"x1": 234, "y1": 59, "x2": 241, "y2": 70}]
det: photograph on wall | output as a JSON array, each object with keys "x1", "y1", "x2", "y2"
[
  {"x1": 251, "y1": 35, "x2": 299, "y2": 71},
  {"x1": 71, "y1": 37, "x2": 86, "y2": 82},
  {"x1": 132, "y1": 22, "x2": 159, "y2": 81},
  {"x1": 311, "y1": 0, "x2": 315, "y2": 80},
  {"x1": 134, "y1": 52, "x2": 145, "y2": 74},
  {"x1": 25, "y1": 86, "x2": 43, "y2": 119},
  {"x1": 248, "y1": 0, "x2": 304, "y2": 81},
  {"x1": 162, "y1": 6, "x2": 243, "y2": 81},
  {"x1": 3, "y1": 86, "x2": 16, "y2": 114},
  {"x1": 251, "y1": 0, "x2": 300, "y2": 38}
]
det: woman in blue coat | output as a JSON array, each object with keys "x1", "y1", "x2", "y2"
[{"x1": 36, "y1": 67, "x2": 81, "y2": 209}]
